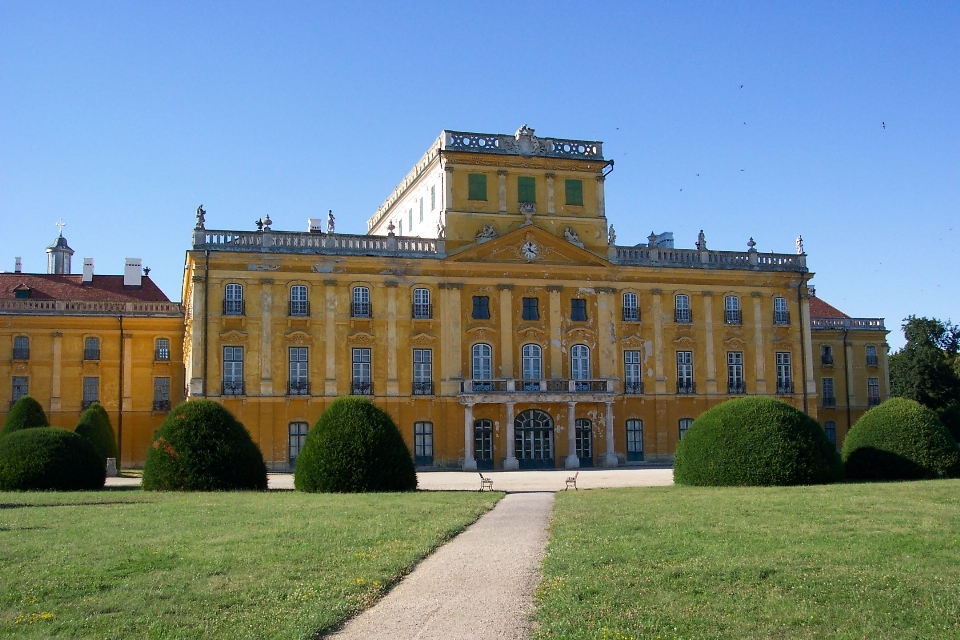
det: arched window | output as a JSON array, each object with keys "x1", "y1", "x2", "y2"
[
  {"x1": 471, "y1": 343, "x2": 492, "y2": 391},
  {"x1": 575, "y1": 418, "x2": 593, "y2": 467},
  {"x1": 675, "y1": 294, "x2": 691, "y2": 323},
  {"x1": 289, "y1": 285, "x2": 308, "y2": 316},
  {"x1": 626, "y1": 419, "x2": 643, "y2": 461},
  {"x1": 521, "y1": 344, "x2": 542, "y2": 390},
  {"x1": 515, "y1": 409, "x2": 554, "y2": 468},
  {"x1": 224, "y1": 283, "x2": 244, "y2": 315},
  {"x1": 352, "y1": 286, "x2": 370, "y2": 317},
  {"x1": 474, "y1": 419, "x2": 493, "y2": 470},
  {"x1": 413, "y1": 288, "x2": 431, "y2": 319},
  {"x1": 571, "y1": 344, "x2": 590, "y2": 390}
]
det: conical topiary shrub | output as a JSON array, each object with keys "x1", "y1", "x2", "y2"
[
  {"x1": 674, "y1": 396, "x2": 843, "y2": 486},
  {"x1": 142, "y1": 400, "x2": 267, "y2": 491},
  {"x1": 74, "y1": 402, "x2": 118, "y2": 464},
  {"x1": 0, "y1": 427, "x2": 105, "y2": 490},
  {"x1": 0, "y1": 396, "x2": 49, "y2": 439},
  {"x1": 294, "y1": 397, "x2": 417, "y2": 493},
  {"x1": 842, "y1": 397, "x2": 960, "y2": 480}
]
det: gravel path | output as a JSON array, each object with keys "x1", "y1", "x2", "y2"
[{"x1": 326, "y1": 492, "x2": 555, "y2": 640}]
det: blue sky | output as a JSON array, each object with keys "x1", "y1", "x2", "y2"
[{"x1": 2, "y1": 1, "x2": 958, "y2": 349}]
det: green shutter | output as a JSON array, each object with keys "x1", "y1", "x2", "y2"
[
  {"x1": 518, "y1": 176, "x2": 536, "y2": 203},
  {"x1": 565, "y1": 179, "x2": 583, "y2": 206},
  {"x1": 468, "y1": 174, "x2": 487, "y2": 201}
]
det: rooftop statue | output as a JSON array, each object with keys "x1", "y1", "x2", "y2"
[
  {"x1": 327, "y1": 210, "x2": 335, "y2": 234},
  {"x1": 564, "y1": 227, "x2": 584, "y2": 249},
  {"x1": 195, "y1": 205, "x2": 206, "y2": 230},
  {"x1": 608, "y1": 225, "x2": 616, "y2": 245},
  {"x1": 476, "y1": 225, "x2": 498, "y2": 243},
  {"x1": 696, "y1": 229, "x2": 707, "y2": 251}
]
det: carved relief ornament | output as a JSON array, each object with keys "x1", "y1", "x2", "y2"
[
  {"x1": 673, "y1": 336, "x2": 695, "y2": 347},
  {"x1": 409, "y1": 332, "x2": 436, "y2": 346},
  {"x1": 347, "y1": 332, "x2": 376, "y2": 345},
  {"x1": 621, "y1": 334, "x2": 644, "y2": 349},
  {"x1": 219, "y1": 330, "x2": 249, "y2": 343},
  {"x1": 284, "y1": 330, "x2": 312, "y2": 345}
]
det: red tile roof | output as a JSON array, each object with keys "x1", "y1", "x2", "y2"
[
  {"x1": 809, "y1": 295, "x2": 849, "y2": 319},
  {"x1": 0, "y1": 274, "x2": 172, "y2": 302}
]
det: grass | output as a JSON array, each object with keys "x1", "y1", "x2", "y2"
[
  {"x1": 536, "y1": 481, "x2": 960, "y2": 640},
  {"x1": 0, "y1": 489, "x2": 500, "y2": 639}
]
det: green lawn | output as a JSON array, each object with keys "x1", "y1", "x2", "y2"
[
  {"x1": 536, "y1": 481, "x2": 960, "y2": 640},
  {"x1": 0, "y1": 489, "x2": 500, "y2": 639}
]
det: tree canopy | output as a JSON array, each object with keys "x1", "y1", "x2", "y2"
[{"x1": 890, "y1": 316, "x2": 960, "y2": 440}]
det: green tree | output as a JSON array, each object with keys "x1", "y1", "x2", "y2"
[
  {"x1": 0, "y1": 396, "x2": 49, "y2": 439},
  {"x1": 890, "y1": 316, "x2": 960, "y2": 440}
]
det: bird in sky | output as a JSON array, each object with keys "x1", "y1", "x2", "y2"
[
  {"x1": 739, "y1": 84, "x2": 743, "y2": 89},
  {"x1": 882, "y1": 122, "x2": 886, "y2": 129},
  {"x1": 696, "y1": 173, "x2": 700, "y2": 176},
  {"x1": 740, "y1": 169, "x2": 745, "y2": 172}
]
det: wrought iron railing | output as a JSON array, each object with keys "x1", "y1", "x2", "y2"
[
  {"x1": 624, "y1": 381, "x2": 643, "y2": 394},
  {"x1": 622, "y1": 308, "x2": 640, "y2": 322},
  {"x1": 677, "y1": 382, "x2": 696, "y2": 394},
  {"x1": 153, "y1": 400, "x2": 171, "y2": 411},
  {"x1": 774, "y1": 310, "x2": 790, "y2": 325},
  {"x1": 222, "y1": 381, "x2": 245, "y2": 396},
  {"x1": 725, "y1": 310, "x2": 742, "y2": 325},
  {"x1": 727, "y1": 382, "x2": 746, "y2": 394},
  {"x1": 12, "y1": 348, "x2": 29, "y2": 360},
  {"x1": 352, "y1": 302, "x2": 370, "y2": 318},
  {"x1": 675, "y1": 309, "x2": 691, "y2": 323},
  {"x1": 412, "y1": 381, "x2": 433, "y2": 395},
  {"x1": 84, "y1": 349, "x2": 100, "y2": 361},
  {"x1": 412, "y1": 303, "x2": 432, "y2": 319},
  {"x1": 776, "y1": 381, "x2": 794, "y2": 394},
  {"x1": 289, "y1": 300, "x2": 310, "y2": 316},
  {"x1": 823, "y1": 396, "x2": 836, "y2": 407},
  {"x1": 288, "y1": 381, "x2": 310, "y2": 396},
  {"x1": 223, "y1": 299, "x2": 245, "y2": 316},
  {"x1": 352, "y1": 381, "x2": 372, "y2": 395}
]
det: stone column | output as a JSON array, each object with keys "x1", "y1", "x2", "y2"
[
  {"x1": 565, "y1": 401, "x2": 580, "y2": 469},
  {"x1": 439, "y1": 283, "x2": 463, "y2": 395},
  {"x1": 703, "y1": 291, "x2": 717, "y2": 394},
  {"x1": 122, "y1": 333, "x2": 133, "y2": 411},
  {"x1": 324, "y1": 279, "x2": 338, "y2": 395},
  {"x1": 497, "y1": 170, "x2": 507, "y2": 213},
  {"x1": 752, "y1": 292, "x2": 766, "y2": 394},
  {"x1": 651, "y1": 289, "x2": 666, "y2": 394},
  {"x1": 504, "y1": 401, "x2": 518, "y2": 470},
  {"x1": 603, "y1": 400, "x2": 618, "y2": 467},
  {"x1": 188, "y1": 274, "x2": 205, "y2": 396},
  {"x1": 596, "y1": 175, "x2": 606, "y2": 218},
  {"x1": 548, "y1": 285, "x2": 563, "y2": 378},
  {"x1": 259, "y1": 278, "x2": 273, "y2": 396},
  {"x1": 463, "y1": 403, "x2": 477, "y2": 471},
  {"x1": 386, "y1": 282, "x2": 399, "y2": 396},
  {"x1": 50, "y1": 332, "x2": 62, "y2": 412},
  {"x1": 498, "y1": 284, "x2": 514, "y2": 378},
  {"x1": 545, "y1": 173, "x2": 556, "y2": 214}
]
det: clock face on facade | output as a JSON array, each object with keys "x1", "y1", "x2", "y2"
[{"x1": 521, "y1": 241, "x2": 539, "y2": 260}]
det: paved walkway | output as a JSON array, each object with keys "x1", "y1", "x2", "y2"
[{"x1": 328, "y1": 492, "x2": 555, "y2": 639}]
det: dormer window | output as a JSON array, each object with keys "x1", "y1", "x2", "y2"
[{"x1": 13, "y1": 284, "x2": 30, "y2": 299}]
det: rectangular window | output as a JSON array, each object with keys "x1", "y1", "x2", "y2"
[
  {"x1": 288, "y1": 347, "x2": 308, "y2": 395},
  {"x1": 155, "y1": 338, "x2": 170, "y2": 361},
  {"x1": 13, "y1": 336, "x2": 29, "y2": 360},
  {"x1": 622, "y1": 292, "x2": 639, "y2": 322},
  {"x1": 472, "y1": 296, "x2": 490, "y2": 320},
  {"x1": 224, "y1": 283, "x2": 244, "y2": 315},
  {"x1": 571, "y1": 298, "x2": 587, "y2": 321},
  {"x1": 675, "y1": 294, "x2": 691, "y2": 323},
  {"x1": 289, "y1": 422, "x2": 309, "y2": 468},
  {"x1": 413, "y1": 349, "x2": 433, "y2": 395},
  {"x1": 776, "y1": 352, "x2": 793, "y2": 394},
  {"x1": 822, "y1": 377, "x2": 836, "y2": 406},
  {"x1": 414, "y1": 421, "x2": 433, "y2": 465},
  {"x1": 866, "y1": 345, "x2": 878, "y2": 366},
  {"x1": 431, "y1": 185, "x2": 436, "y2": 210},
  {"x1": 518, "y1": 176, "x2": 536, "y2": 203},
  {"x1": 84, "y1": 337, "x2": 100, "y2": 361},
  {"x1": 677, "y1": 351, "x2": 694, "y2": 394},
  {"x1": 223, "y1": 346, "x2": 244, "y2": 395},
  {"x1": 398, "y1": 220, "x2": 402, "y2": 236},
  {"x1": 12, "y1": 376, "x2": 28, "y2": 402},
  {"x1": 153, "y1": 377, "x2": 170, "y2": 411},
  {"x1": 352, "y1": 348, "x2": 372, "y2": 395},
  {"x1": 624, "y1": 350, "x2": 642, "y2": 394},
  {"x1": 821, "y1": 344, "x2": 833, "y2": 365},
  {"x1": 724, "y1": 296, "x2": 741, "y2": 324},
  {"x1": 413, "y1": 288, "x2": 431, "y2": 319},
  {"x1": 290, "y1": 285, "x2": 308, "y2": 316},
  {"x1": 522, "y1": 297, "x2": 539, "y2": 321},
  {"x1": 419, "y1": 198, "x2": 424, "y2": 222},
  {"x1": 468, "y1": 174, "x2": 487, "y2": 201},
  {"x1": 82, "y1": 377, "x2": 99, "y2": 409},
  {"x1": 727, "y1": 351, "x2": 744, "y2": 394},
  {"x1": 352, "y1": 286, "x2": 370, "y2": 318},
  {"x1": 774, "y1": 297, "x2": 789, "y2": 324},
  {"x1": 626, "y1": 419, "x2": 644, "y2": 461},
  {"x1": 564, "y1": 179, "x2": 583, "y2": 206},
  {"x1": 868, "y1": 377, "x2": 881, "y2": 406},
  {"x1": 679, "y1": 418, "x2": 693, "y2": 440},
  {"x1": 408, "y1": 208, "x2": 413, "y2": 231},
  {"x1": 825, "y1": 421, "x2": 837, "y2": 446}
]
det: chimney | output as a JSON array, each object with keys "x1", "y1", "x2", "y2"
[
  {"x1": 82, "y1": 258, "x2": 94, "y2": 283},
  {"x1": 14, "y1": 257, "x2": 21, "y2": 273},
  {"x1": 124, "y1": 258, "x2": 142, "y2": 287}
]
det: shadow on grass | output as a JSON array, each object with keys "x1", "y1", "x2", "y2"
[{"x1": 0, "y1": 499, "x2": 148, "y2": 509}]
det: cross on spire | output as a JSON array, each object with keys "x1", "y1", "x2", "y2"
[{"x1": 56, "y1": 219, "x2": 66, "y2": 236}]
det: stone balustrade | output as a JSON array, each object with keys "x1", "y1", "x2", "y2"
[
  {"x1": 460, "y1": 378, "x2": 615, "y2": 394},
  {"x1": 612, "y1": 246, "x2": 806, "y2": 272},
  {"x1": 194, "y1": 229, "x2": 443, "y2": 257},
  {"x1": 0, "y1": 299, "x2": 183, "y2": 316},
  {"x1": 810, "y1": 317, "x2": 886, "y2": 331}
]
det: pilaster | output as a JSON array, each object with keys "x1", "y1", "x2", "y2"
[
  {"x1": 752, "y1": 292, "x2": 766, "y2": 394},
  {"x1": 188, "y1": 274, "x2": 205, "y2": 397},
  {"x1": 463, "y1": 403, "x2": 477, "y2": 470},
  {"x1": 596, "y1": 175, "x2": 606, "y2": 217},
  {"x1": 801, "y1": 292, "x2": 817, "y2": 404},
  {"x1": 385, "y1": 281, "x2": 399, "y2": 396},
  {"x1": 548, "y1": 285, "x2": 563, "y2": 377},
  {"x1": 440, "y1": 283, "x2": 463, "y2": 394},
  {"x1": 497, "y1": 170, "x2": 507, "y2": 213},
  {"x1": 50, "y1": 332, "x2": 62, "y2": 412},
  {"x1": 122, "y1": 333, "x2": 133, "y2": 411},
  {"x1": 603, "y1": 400, "x2": 618, "y2": 467},
  {"x1": 596, "y1": 287, "x2": 617, "y2": 384},
  {"x1": 324, "y1": 279, "x2": 338, "y2": 395},
  {"x1": 504, "y1": 401, "x2": 518, "y2": 470},
  {"x1": 259, "y1": 278, "x2": 273, "y2": 396},
  {"x1": 702, "y1": 291, "x2": 717, "y2": 394},
  {"x1": 651, "y1": 288, "x2": 666, "y2": 394},
  {"x1": 545, "y1": 173, "x2": 556, "y2": 214},
  {"x1": 498, "y1": 284, "x2": 514, "y2": 377}
]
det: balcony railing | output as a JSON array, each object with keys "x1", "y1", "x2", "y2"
[
  {"x1": 352, "y1": 302, "x2": 371, "y2": 318},
  {"x1": 412, "y1": 381, "x2": 433, "y2": 395},
  {"x1": 84, "y1": 349, "x2": 100, "y2": 361},
  {"x1": 12, "y1": 348, "x2": 29, "y2": 360},
  {"x1": 223, "y1": 299, "x2": 245, "y2": 316},
  {"x1": 412, "y1": 303, "x2": 432, "y2": 319},
  {"x1": 821, "y1": 354, "x2": 834, "y2": 365},
  {"x1": 776, "y1": 381, "x2": 794, "y2": 394},
  {"x1": 153, "y1": 400, "x2": 171, "y2": 411},
  {"x1": 352, "y1": 381, "x2": 372, "y2": 395},
  {"x1": 622, "y1": 308, "x2": 640, "y2": 322},
  {"x1": 289, "y1": 300, "x2": 310, "y2": 316},
  {"x1": 774, "y1": 310, "x2": 790, "y2": 325},
  {"x1": 823, "y1": 396, "x2": 836, "y2": 407},
  {"x1": 288, "y1": 381, "x2": 310, "y2": 396},
  {"x1": 460, "y1": 378, "x2": 615, "y2": 394},
  {"x1": 222, "y1": 381, "x2": 245, "y2": 396},
  {"x1": 868, "y1": 396, "x2": 881, "y2": 407},
  {"x1": 725, "y1": 310, "x2": 742, "y2": 325},
  {"x1": 677, "y1": 381, "x2": 696, "y2": 395},
  {"x1": 624, "y1": 381, "x2": 643, "y2": 394},
  {"x1": 727, "y1": 381, "x2": 746, "y2": 394},
  {"x1": 866, "y1": 355, "x2": 879, "y2": 366},
  {"x1": 675, "y1": 309, "x2": 691, "y2": 323}
]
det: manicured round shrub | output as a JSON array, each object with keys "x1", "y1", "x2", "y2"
[
  {"x1": 0, "y1": 395, "x2": 48, "y2": 439},
  {"x1": 0, "y1": 427, "x2": 105, "y2": 490},
  {"x1": 842, "y1": 397, "x2": 960, "y2": 480},
  {"x1": 142, "y1": 400, "x2": 267, "y2": 491},
  {"x1": 74, "y1": 402, "x2": 118, "y2": 464},
  {"x1": 295, "y1": 397, "x2": 417, "y2": 493},
  {"x1": 674, "y1": 396, "x2": 843, "y2": 486}
]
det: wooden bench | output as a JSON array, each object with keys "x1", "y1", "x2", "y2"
[
  {"x1": 565, "y1": 471, "x2": 579, "y2": 491},
  {"x1": 479, "y1": 473, "x2": 493, "y2": 492}
]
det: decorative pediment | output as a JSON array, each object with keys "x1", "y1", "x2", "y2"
[
  {"x1": 409, "y1": 332, "x2": 436, "y2": 346},
  {"x1": 566, "y1": 327, "x2": 596, "y2": 344},
  {"x1": 517, "y1": 326, "x2": 547, "y2": 343},
  {"x1": 673, "y1": 336, "x2": 695, "y2": 347},
  {"x1": 284, "y1": 330, "x2": 313, "y2": 345},
  {"x1": 465, "y1": 326, "x2": 495, "y2": 342},
  {"x1": 723, "y1": 336, "x2": 747, "y2": 349},
  {"x1": 621, "y1": 334, "x2": 645, "y2": 349},
  {"x1": 220, "y1": 330, "x2": 248, "y2": 343},
  {"x1": 347, "y1": 331, "x2": 376, "y2": 345},
  {"x1": 444, "y1": 224, "x2": 611, "y2": 267},
  {"x1": 772, "y1": 340, "x2": 793, "y2": 351}
]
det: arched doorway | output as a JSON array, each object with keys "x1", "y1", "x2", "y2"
[{"x1": 515, "y1": 409, "x2": 554, "y2": 469}]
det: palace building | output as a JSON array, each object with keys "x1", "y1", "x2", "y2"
[{"x1": 2, "y1": 126, "x2": 891, "y2": 469}]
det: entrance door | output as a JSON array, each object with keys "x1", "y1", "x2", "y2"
[
  {"x1": 626, "y1": 419, "x2": 644, "y2": 462},
  {"x1": 474, "y1": 419, "x2": 494, "y2": 470},
  {"x1": 515, "y1": 409, "x2": 554, "y2": 469},
  {"x1": 414, "y1": 421, "x2": 433, "y2": 467},
  {"x1": 575, "y1": 418, "x2": 593, "y2": 467}
]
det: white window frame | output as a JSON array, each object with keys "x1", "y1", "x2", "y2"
[
  {"x1": 675, "y1": 294, "x2": 691, "y2": 323},
  {"x1": 677, "y1": 351, "x2": 694, "y2": 392},
  {"x1": 624, "y1": 350, "x2": 642, "y2": 393},
  {"x1": 352, "y1": 286, "x2": 370, "y2": 318},
  {"x1": 622, "y1": 292, "x2": 639, "y2": 322},
  {"x1": 290, "y1": 285, "x2": 308, "y2": 316},
  {"x1": 776, "y1": 352, "x2": 792, "y2": 393}
]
